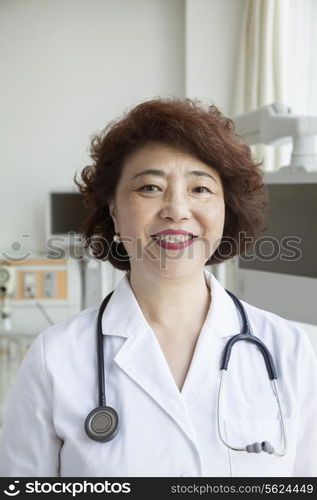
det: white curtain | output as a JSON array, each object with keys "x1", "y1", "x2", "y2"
[
  {"x1": 233, "y1": 0, "x2": 290, "y2": 171},
  {"x1": 285, "y1": 0, "x2": 317, "y2": 116},
  {"x1": 234, "y1": 0, "x2": 317, "y2": 171},
  {"x1": 234, "y1": 0, "x2": 288, "y2": 114}
]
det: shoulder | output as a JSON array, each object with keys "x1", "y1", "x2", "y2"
[
  {"x1": 20, "y1": 304, "x2": 101, "y2": 384},
  {"x1": 37, "y1": 304, "x2": 100, "y2": 358},
  {"x1": 237, "y1": 300, "x2": 317, "y2": 407},
  {"x1": 240, "y1": 299, "x2": 314, "y2": 358}
]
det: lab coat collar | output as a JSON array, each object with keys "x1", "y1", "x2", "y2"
[
  {"x1": 207, "y1": 271, "x2": 243, "y2": 338},
  {"x1": 101, "y1": 270, "x2": 150, "y2": 338},
  {"x1": 101, "y1": 268, "x2": 242, "y2": 339}
]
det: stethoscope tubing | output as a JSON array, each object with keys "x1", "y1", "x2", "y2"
[
  {"x1": 97, "y1": 291, "x2": 114, "y2": 407},
  {"x1": 217, "y1": 370, "x2": 287, "y2": 457},
  {"x1": 217, "y1": 290, "x2": 287, "y2": 457},
  {"x1": 87, "y1": 287, "x2": 287, "y2": 456},
  {"x1": 222, "y1": 291, "x2": 277, "y2": 380}
]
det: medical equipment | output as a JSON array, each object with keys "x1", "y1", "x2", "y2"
[
  {"x1": 0, "y1": 258, "x2": 81, "y2": 335},
  {"x1": 0, "y1": 265, "x2": 16, "y2": 332},
  {"x1": 84, "y1": 289, "x2": 287, "y2": 457},
  {"x1": 46, "y1": 190, "x2": 120, "y2": 310},
  {"x1": 0, "y1": 334, "x2": 34, "y2": 426},
  {"x1": 84, "y1": 290, "x2": 118, "y2": 442},
  {"x1": 0, "y1": 266, "x2": 16, "y2": 296},
  {"x1": 234, "y1": 103, "x2": 317, "y2": 171},
  {"x1": 46, "y1": 191, "x2": 90, "y2": 244},
  {"x1": 233, "y1": 104, "x2": 317, "y2": 325}
]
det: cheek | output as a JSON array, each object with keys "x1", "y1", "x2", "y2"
[
  {"x1": 203, "y1": 201, "x2": 225, "y2": 231},
  {"x1": 117, "y1": 199, "x2": 151, "y2": 237}
]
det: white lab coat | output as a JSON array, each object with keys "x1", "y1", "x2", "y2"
[{"x1": 0, "y1": 268, "x2": 316, "y2": 477}]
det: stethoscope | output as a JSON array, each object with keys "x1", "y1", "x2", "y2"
[{"x1": 84, "y1": 289, "x2": 287, "y2": 457}]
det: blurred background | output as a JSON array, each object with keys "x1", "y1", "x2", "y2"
[{"x1": 1, "y1": 0, "x2": 317, "y2": 425}]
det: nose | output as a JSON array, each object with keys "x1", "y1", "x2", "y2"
[{"x1": 158, "y1": 187, "x2": 192, "y2": 221}]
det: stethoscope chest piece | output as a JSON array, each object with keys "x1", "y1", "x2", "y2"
[{"x1": 85, "y1": 406, "x2": 119, "y2": 442}]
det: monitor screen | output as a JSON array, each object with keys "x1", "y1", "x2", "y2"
[
  {"x1": 50, "y1": 192, "x2": 90, "y2": 235},
  {"x1": 239, "y1": 183, "x2": 317, "y2": 279}
]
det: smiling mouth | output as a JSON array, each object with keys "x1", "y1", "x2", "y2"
[
  {"x1": 150, "y1": 236, "x2": 200, "y2": 252},
  {"x1": 151, "y1": 234, "x2": 198, "y2": 242}
]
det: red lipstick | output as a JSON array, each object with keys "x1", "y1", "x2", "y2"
[
  {"x1": 151, "y1": 229, "x2": 198, "y2": 250},
  {"x1": 152, "y1": 229, "x2": 196, "y2": 237}
]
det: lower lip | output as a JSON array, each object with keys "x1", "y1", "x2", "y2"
[{"x1": 151, "y1": 237, "x2": 196, "y2": 249}]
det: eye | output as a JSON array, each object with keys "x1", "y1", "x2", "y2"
[
  {"x1": 193, "y1": 186, "x2": 212, "y2": 193},
  {"x1": 137, "y1": 184, "x2": 162, "y2": 192}
]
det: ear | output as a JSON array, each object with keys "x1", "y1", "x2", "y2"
[{"x1": 108, "y1": 199, "x2": 117, "y2": 225}]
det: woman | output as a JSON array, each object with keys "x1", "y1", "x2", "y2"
[{"x1": 0, "y1": 98, "x2": 316, "y2": 477}]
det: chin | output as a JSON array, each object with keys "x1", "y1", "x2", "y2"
[{"x1": 148, "y1": 259, "x2": 204, "y2": 279}]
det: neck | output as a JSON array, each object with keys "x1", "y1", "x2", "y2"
[{"x1": 128, "y1": 268, "x2": 211, "y2": 332}]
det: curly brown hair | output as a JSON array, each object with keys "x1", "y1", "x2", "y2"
[{"x1": 74, "y1": 98, "x2": 268, "y2": 270}]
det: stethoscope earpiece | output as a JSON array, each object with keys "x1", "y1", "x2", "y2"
[
  {"x1": 85, "y1": 406, "x2": 119, "y2": 442},
  {"x1": 246, "y1": 441, "x2": 275, "y2": 454}
]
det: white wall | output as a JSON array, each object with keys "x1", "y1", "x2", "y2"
[
  {"x1": 1, "y1": 0, "x2": 247, "y2": 257},
  {"x1": 185, "y1": 0, "x2": 246, "y2": 116},
  {"x1": 0, "y1": 0, "x2": 185, "y2": 255}
]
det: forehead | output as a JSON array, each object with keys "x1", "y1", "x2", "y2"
[{"x1": 121, "y1": 142, "x2": 221, "y2": 182}]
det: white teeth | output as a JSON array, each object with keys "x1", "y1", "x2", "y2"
[{"x1": 153, "y1": 234, "x2": 192, "y2": 242}]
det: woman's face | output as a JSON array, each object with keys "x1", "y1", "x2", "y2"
[{"x1": 109, "y1": 142, "x2": 225, "y2": 279}]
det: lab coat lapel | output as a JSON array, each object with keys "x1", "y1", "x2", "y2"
[
  {"x1": 179, "y1": 312, "x2": 223, "y2": 406},
  {"x1": 114, "y1": 325, "x2": 199, "y2": 444},
  {"x1": 180, "y1": 270, "x2": 243, "y2": 406},
  {"x1": 102, "y1": 272, "x2": 199, "y2": 446}
]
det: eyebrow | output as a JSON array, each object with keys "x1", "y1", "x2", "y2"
[{"x1": 131, "y1": 169, "x2": 219, "y2": 184}]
